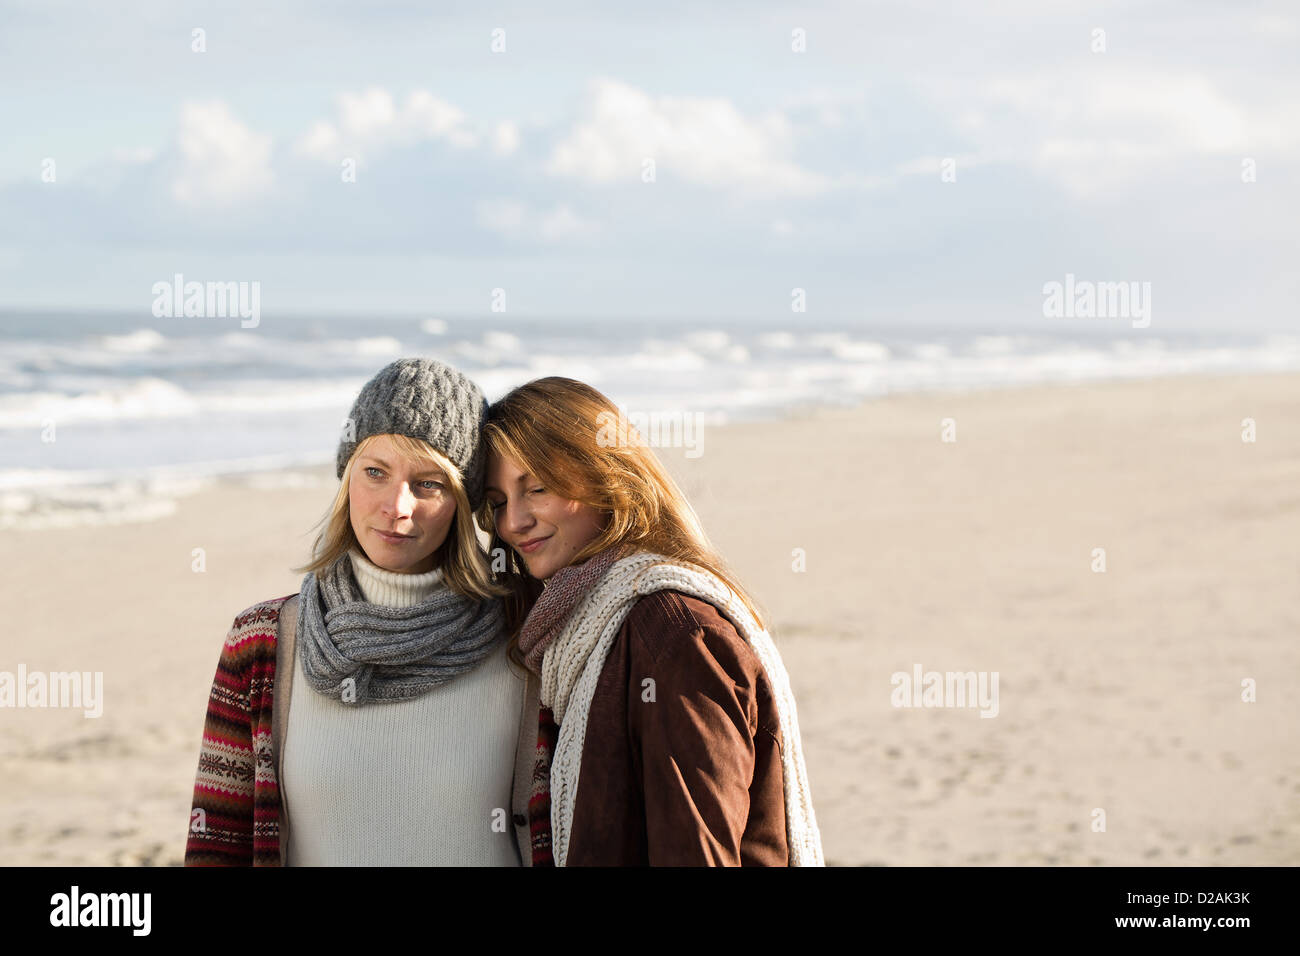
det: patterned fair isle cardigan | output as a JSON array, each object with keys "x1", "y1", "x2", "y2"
[{"x1": 185, "y1": 595, "x2": 294, "y2": 866}]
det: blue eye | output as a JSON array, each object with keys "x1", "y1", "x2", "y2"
[{"x1": 365, "y1": 467, "x2": 383, "y2": 478}]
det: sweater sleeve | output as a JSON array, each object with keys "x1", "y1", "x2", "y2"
[
  {"x1": 184, "y1": 618, "x2": 259, "y2": 866},
  {"x1": 625, "y1": 607, "x2": 761, "y2": 866}
]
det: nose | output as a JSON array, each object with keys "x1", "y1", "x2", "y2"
[
  {"x1": 383, "y1": 482, "x2": 417, "y2": 519},
  {"x1": 498, "y1": 494, "x2": 535, "y2": 539}
]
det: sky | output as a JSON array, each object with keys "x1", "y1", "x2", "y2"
[{"x1": 0, "y1": 0, "x2": 1296, "y2": 331}]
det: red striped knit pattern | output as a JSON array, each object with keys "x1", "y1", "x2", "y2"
[
  {"x1": 528, "y1": 706, "x2": 559, "y2": 867},
  {"x1": 184, "y1": 595, "x2": 293, "y2": 866}
]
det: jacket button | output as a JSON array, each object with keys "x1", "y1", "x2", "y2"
[{"x1": 512, "y1": 813, "x2": 527, "y2": 827}]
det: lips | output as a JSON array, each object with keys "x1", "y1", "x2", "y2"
[
  {"x1": 517, "y1": 535, "x2": 550, "y2": 554},
  {"x1": 374, "y1": 529, "x2": 414, "y2": 542}
]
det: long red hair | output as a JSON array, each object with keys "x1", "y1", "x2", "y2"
[{"x1": 476, "y1": 377, "x2": 766, "y2": 661}]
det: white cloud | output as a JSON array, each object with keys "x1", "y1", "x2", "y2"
[
  {"x1": 338, "y1": 87, "x2": 397, "y2": 139},
  {"x1": 546, "y1": 78, "x2": 828, "y2": 196},
  {"x1": 405, "y1": 90, "x2": 477, "y2": 147},
  {"x1": 296, "y1": 87, "x2": 478, "y2": 161},
  {"x1": 1023, "y1": 72, "x2": 1280, "y2": 196},
  {"x1": 989, "y1": 72, "x2": 1259, "y2": 152},
  {"x1": 476, "y1": 198, "x2": 599, "y2": 243},
  {"x1": 916, "y1": 68, "x2": 1298, "y2": 197},
  {"x1": 298, "y1": 120, "x2": 339, "y2": 157},
  {"x1": 492, "y1": 121, "x2": 520, "y2": 156},
  {"x1": 171, "y1": 101, "x2": 273, "y2": 206}
]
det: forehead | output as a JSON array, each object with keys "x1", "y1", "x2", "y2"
[
  {"x1": 361, "y1": 454, "x2": 445, "y2": 473},
  {"x1": 486, "y1": 455, "x2": 532, "y2": 485},
  {"x1": 359, "y1": 437, "x2": 445, "y2": 474}
]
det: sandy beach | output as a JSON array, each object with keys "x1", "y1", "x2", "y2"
[{"x1": 2, "y1": 371, "x2": 1297, "y2": 866}]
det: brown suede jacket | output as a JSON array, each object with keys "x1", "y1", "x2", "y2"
[{"x1": 509, "y1": 589, "x2": 789, "y2": 866}]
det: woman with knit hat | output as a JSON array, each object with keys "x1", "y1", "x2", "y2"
[
  {"x1": 481, "y1": 377, "x2": 823, "y2": 867},
  {"x1": 185, "y1": 358, "x2": 525, "y2": 866}
]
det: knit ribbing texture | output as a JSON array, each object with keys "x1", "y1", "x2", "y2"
[
  {"x1": 297, "y1": 551, "x2": 505, "y2": 705},
  {"x1": 336, "y1": 357, "x2": 489, "y2": 510}
]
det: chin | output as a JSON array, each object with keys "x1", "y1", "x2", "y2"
[{"x1": 529, "y1": 561, "x2": 558, "y2": 581}]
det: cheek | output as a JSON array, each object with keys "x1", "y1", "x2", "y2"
[
  {"x1": 555, "y1": 502, "x2": 585, "y2": 530},
  {"x1": 424, "y1": 495, "x2": 458, "y2": 526},
  {"x1": 541, "y1": 501, "x2": 569, "y2": 529},
  {"x1": 554, "y1": 502, "x2": 599, "y2": 540}
]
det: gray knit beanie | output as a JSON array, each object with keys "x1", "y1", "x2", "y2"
[{"x1": 337, "y1": 358, "x2": 489, "y2": 509}]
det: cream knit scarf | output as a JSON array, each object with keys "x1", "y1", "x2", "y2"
[{"x1": 540, "y1": 551, "x2": 824, "y2": 866}]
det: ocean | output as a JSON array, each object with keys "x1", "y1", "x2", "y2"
[{"x1": 2, "y1": 310, "x2": 1296, "y2": 529}]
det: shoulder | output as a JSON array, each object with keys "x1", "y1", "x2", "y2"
[
  {"x1": 620, "y1": 590, "x2": 761, "y2": 676},
  {"x1": 623, "y1": 589, "x2": 730, "y2": 636},
  {"x1": 224, "y1": 593, "x2": 296, "y2": 651}
]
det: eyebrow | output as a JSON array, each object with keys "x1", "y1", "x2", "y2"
[
  {"x1": 484, "y1": 472, "x2": 532, "y2": 494},
  {"x1": 361, "y1": 456, "x2": 446, "y2": 478}
]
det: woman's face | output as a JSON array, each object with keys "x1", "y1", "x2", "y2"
[
  {"x1": 348, "y1": 435, "x2": 458, "y2": 574},
  {"x1": 484, "y1": 452, "x2": 607, "y2": 581}
]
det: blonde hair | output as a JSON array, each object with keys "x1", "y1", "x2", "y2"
[
  {"x1": 476, "y1": 377, "x2": 767, "y2": 645},
  {"x1": 297, "y1": 433, "x2": 505, "y2": 602}
]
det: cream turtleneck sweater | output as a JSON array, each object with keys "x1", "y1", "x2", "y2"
[{"x1": 282, "y1": 548, "x2": 524, "y2": 866}]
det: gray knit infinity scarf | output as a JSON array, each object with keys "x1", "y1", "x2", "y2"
[{"x1": 296, "y1": 552, "x2": 505, "y2": 705}]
